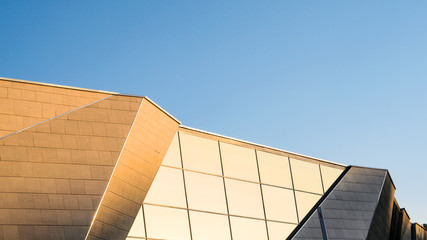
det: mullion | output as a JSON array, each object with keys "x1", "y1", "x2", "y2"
[
  {"x1": 218, "y1": 141, "x2": 234, "y2": 240},
  {"x1": 255, "y1": 149, "x2": 270, "y2": 240},
  {"x1": 177, "y1": 131, "x2": 194, "y2": 240}
]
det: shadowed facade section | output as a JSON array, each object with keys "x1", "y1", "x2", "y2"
[
  {"x1": 290, "y1": 167, "x2": 389, "y2": 239},
  {"x1": 413, "y1": 224, "x2": 427, "y2": 240},
  {"x1": 0, "y1": 95, "x2": 141, "y2": 239},
  {"x1": 85, "y1": 98, "x2": 180, "y2": 240},
  {"x1": 366, "y1": 172, "x2": 395, "y2": 239}
]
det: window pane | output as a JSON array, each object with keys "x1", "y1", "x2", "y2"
[
  {"x1": 144, "y1": 205, "x2": 191, "y2": 240},
  {"x1": 185, "y1": 171, "x2": 227, "y2": 214},
  {"x1": 262, "y1": 185, "x2": 298, "y2": 223},
  {"x1": 180, "y1": 132, "x2": 222, "y2": 175},
  {"x1": 257, "y1": 151, "x2": 292, "y2": 188},
  {"x1": 220, "y1": 142, "x2": 259, "y2": 182},
  {"x1": 161, "y1": 132, "x2": 182, "y2": 168},
  {"x1": 230, "y1": 216, "x2": 268, "y2": 240},
  {"x1": 225, "y1": 178, "x2": 264, "y2": 219},
  {"x1": 127, "y1": 206, "x2": 145, "y2": 238},
  {"x1": 267, "y1": 221, "x2": 296, "y2": 240},
  {"x1": 189, "y1": 211, "x2": 231, "y2": 240},
  {"x1": 143, "y1": 166, "x2": 186, "y2": 208},
  {"x1": 320, "y1": 165, "x2": 343, "y2": 191},
  {"x1": 295, "y1": 191, "x2": 321, "y2": 220},
  {"x1": 290, "y1": 159, "x2": 323, "y2": 194}
]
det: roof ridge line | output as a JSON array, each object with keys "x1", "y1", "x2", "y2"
[{"x1": 0, "y1": 76, "x2": 118, "y2": 94}]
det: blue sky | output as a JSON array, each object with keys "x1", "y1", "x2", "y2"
[{"x1": 1, "y1": 1, "x2": 427, "y2": 223}]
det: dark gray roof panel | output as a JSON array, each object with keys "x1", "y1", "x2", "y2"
[{"x1": 290, "y1": 166, "x2": 389, "y2": 240}]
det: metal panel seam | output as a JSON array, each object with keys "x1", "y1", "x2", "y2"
[
  {"x1": 0, "y1": 95, "x2": 114, "y2": 140},
  {"x1": 84, "y1": 97, "x2": 144, "y2": 240}
]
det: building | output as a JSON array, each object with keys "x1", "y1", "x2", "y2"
[{"x1": 0, "y1": 77, "x2": 425, "y2": 240}]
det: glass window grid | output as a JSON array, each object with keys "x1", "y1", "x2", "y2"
[
  {"x1": 160, "y1": 165, "x2": 323, "y2": 197},
  {"x1": 132, "y1": 131, "x2": 341, "y2": 240}
]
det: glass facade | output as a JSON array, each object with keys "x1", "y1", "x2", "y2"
[{"x1": 126, "y1": 131, "x2": 344, "y2": 240}]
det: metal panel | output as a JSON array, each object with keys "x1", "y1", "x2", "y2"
[
  {"x1": 0, "y1": 95, "x2": 141, "y2": 239},
  {"x1": 0, "y1": 78, "x2": 111, "y2": 138},
  {"x1": 85, "y1": 98, "x2": 180, "y2": 240},
  {"x1": 290, "y1": 167, "x2": 390, "y2": 240}
]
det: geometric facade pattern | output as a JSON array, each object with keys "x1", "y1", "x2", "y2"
[
  {"x1": 126, "y1": 128, "x2": 345, "y2": 240},
  {"x1": 0, "y1": 77, "x2": 426, "y2": 239},
  {"x1": 289, "y1": 166, "x2": 426, "y2": 240},
  {"x1": 290, "y1": 167, "x2": 390, "y2": 239},
  {"x1": 86, "y1": 98, "x2": 180, "y2": 240},
  {"x1": 0, "y1": 78, "x2": 180, "y2": 239},
  {"x1": 0, "y1": 78, "x2": 112, "y2": 139},
  {"x1": 0, "y1": 94, "x2": 140, "y2": 239}
]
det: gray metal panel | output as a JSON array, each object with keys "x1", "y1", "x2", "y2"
[
  {"x1": 293, "y1": 213, "x2": 323, "y2": 240},
  {"x1": 291, "y1": 166, "x2": 388, "y2": 240},
  {"x1": 366, "y1": 173, "x2": 395, "y2": 239},
  {"x1": 401, "y1": 216, "x2": 412, "y2": 240}
]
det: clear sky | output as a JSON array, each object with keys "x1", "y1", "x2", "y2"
[{"x1": 1, "y1": 1, "x2": 427, "y2": 224}]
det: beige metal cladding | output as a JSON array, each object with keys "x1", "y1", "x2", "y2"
[
  {"x1": 0, "y1": 78, "x2": 112, "y2": 139},
  {"x1": 0, "y1": 95, "x2": 141, "y2": 239},
  {"x1": 85, "y1": 98, "x2": 180, "y2": 240}
]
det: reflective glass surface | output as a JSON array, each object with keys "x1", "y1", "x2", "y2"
[
  {"x1": 257, "y1": 151, "x2": 292, "y2": 188},
  {"x1": 320, "y1": 165, "x2": 343, "y2": 191},
  {"x1": 267, "y1": 221, "x2": 296, "y2": 240},
  {"x1": 127, "y1": 206, "x2": 146, "y2": 238},
  {"x1": 290, "y1": 158, "x2": 323, "y2": 194},
  {"x1": 225, "y1": 178, "x2": 264, "y2": 219},
  {"x1": 142, "y1": 132, "x2": 339, "y2": 240},
  {"x1": 185, "y1": 171, "x2": 227, "y2": 214},
  {"x1": 295, "y1": 191, "x2": 321, "y2": 220},
  {"x1": 144, "y1": 205, "x2": 191, "y2": 240},
  {"x1": 230, "y1": 216, "x2": 268, "y2": 240},
  {"x1": 189, "y1": 211, "x2": 231, "y2": 240},
  {"x1": 180, "y1": 132, "x2": 222, "y2": 175},
  {"x1": 220, "y1": 142, "x2": 259, "y2": 182},
  {"x1": 143, "y1": 166, "x2": 187, "y2": 208},
  {"x1": 262, "y1": 185, "x2": 297, "y2": 223},
  {"x1": 161, "y1": 133, "x2": 182, "y2": 168}
]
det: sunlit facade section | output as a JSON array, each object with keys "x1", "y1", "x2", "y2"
[
  {"x1": 320, "y1": 165, "x2": 344, "y2": 191},
  {"x1": 126, "y1": 131, "x2": 344, "y2": 240},
  {"x1": 290, "y1": 158, "x2": 324, "y2": 194},
  {"x1": 1, "y1": 78, "x2": 423, "y2": 240}
]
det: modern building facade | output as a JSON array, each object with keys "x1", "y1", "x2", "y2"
[{"x1": 0, "y1": 77, "x2": 425, "y2": 240}]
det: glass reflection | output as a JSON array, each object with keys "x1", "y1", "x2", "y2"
[
  {"x1": 225, "y1": 178, "x2": 264, "y2": 219},
  {"x1": 180, "y1": 132, "x2": 222, "y2": 175},
  {"x1": 262, "y1": 185, "x2": 298, "y2": 223},
  {"x1": 295, "y1": 191, "x2": 321, "y2": 220},
  {"x1": 290, "y1": 158, "x2": 323, "y2": 194},
  {"x1": 144, "y1": 205, "x2": 191, "y2": 240},
  {"x1": 267, "y1": 221, "x2": 296, "y2": 240},
  {"x1": 161, "y1": 133, "x2": 182, "y2": 168},
  {"x1": 230, "y1": 216, "x2": 268, "y2": 240},
  {"x1": 189, "y1": 211, "x2": 231, "y2": 240},
  {"x1": 127, "y1": 206, "x2": 145, "y2": 238},
  {"x1": 220, "y1": 142, "x2": 259, "y2": 182},
  {"x1": 144, "y1": 132, "x2": 336, "y2": 240},
  {"x1": 257, "y1": 151, "x2": 292, "y2": 188},
  {"x1": 185, "y1": 171, "x2": 227, "y2": 214},
  {"x1": 143, "y1": 166, "x2": 187, "y2": 208},
  {"x1": 320, "y1": 165, "x2": 343, "y2": 191}
]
